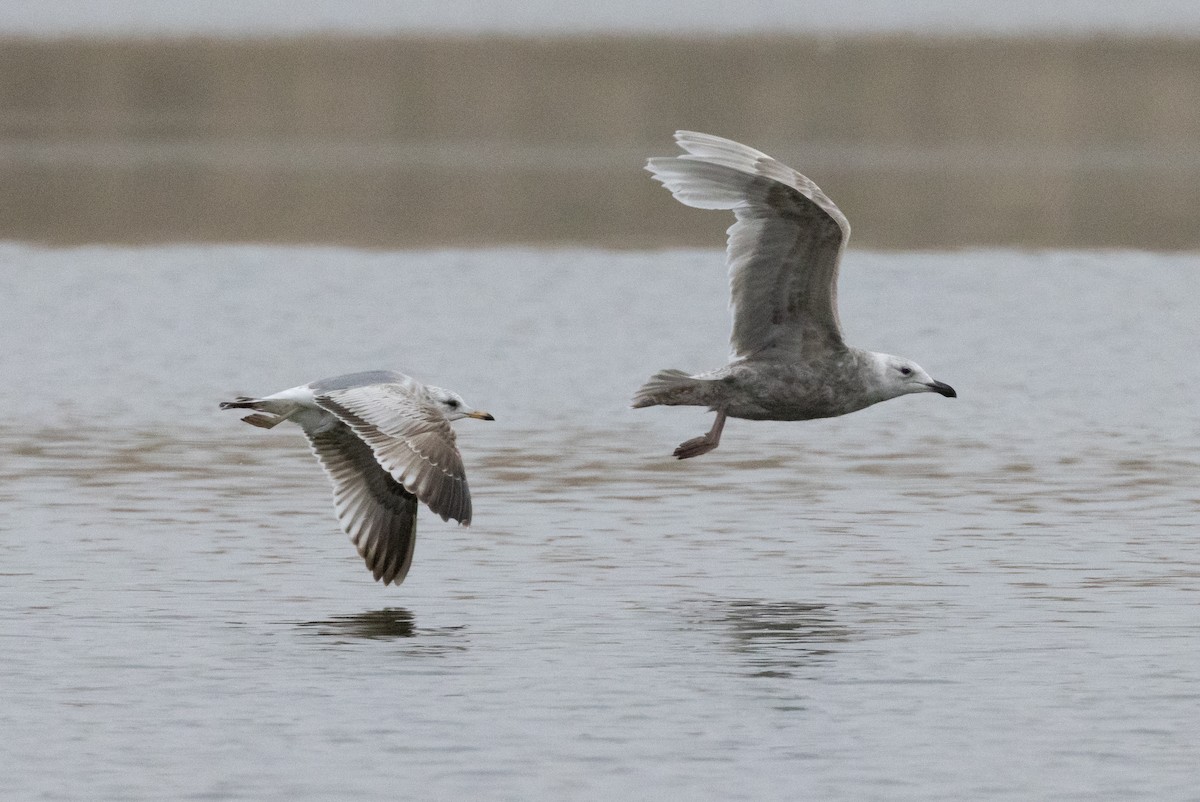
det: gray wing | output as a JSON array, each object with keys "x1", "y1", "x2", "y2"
[
  {"x1": 305, "y1": 420, "x2": 419, "y2": 586},
  {"x1": 314, "y1": 383, "x2": 472, "y2": 525},
  {"x1": 646, "y1": 130, "x2": 850, "y2": 359}
]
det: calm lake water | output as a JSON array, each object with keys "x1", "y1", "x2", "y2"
[{"x1": 1, "y1": 244, "x2": 1197, "y2": 800}]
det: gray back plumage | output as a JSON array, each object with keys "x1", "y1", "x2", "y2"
[{"x1": 309, "y1": 370, "x2": 412, "y2": 393}]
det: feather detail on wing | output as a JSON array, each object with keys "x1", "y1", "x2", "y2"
[
  {"x1": 314, "y1": 384, "x2": 472, "y2": 525},
  {"x1": 304, "y1": 420, "x2": 419, "y2": 586},
  {"x1": 646, "y1": 131, "x2": 850, "y2": 359}
]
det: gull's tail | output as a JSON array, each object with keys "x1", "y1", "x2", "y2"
[{"x1": 631, "y1": 369, "x2": 709, "y2": 408}]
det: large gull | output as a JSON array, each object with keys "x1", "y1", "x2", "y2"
[
  {"x1": 220, "y1": 370, "x2": 493, "y2": 585},
  {"x1": 632, "y1": 131, "x2": 955, "y2": 459}
]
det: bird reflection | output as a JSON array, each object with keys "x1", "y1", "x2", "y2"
[
  {"x1": 701, "y1": 599, "x2": 855, "y2": 677},
  {"x1": 297, "y1": 607, "x2": 417, "y2": 640}
]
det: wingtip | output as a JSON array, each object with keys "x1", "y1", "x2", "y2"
[
  {"x1": 432, "y1": 507, "x2": 471, "y2": 527},
  {"x1": 643, "y1": 158, "x2": 676, "y2": 189}
]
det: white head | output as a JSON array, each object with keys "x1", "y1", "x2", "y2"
[
  {"x1": 869, "y1": 353, "x2": 956, "y2": 402},
  {"x1": 427, "y1": 386, "x2": 495, "y2": 422}
]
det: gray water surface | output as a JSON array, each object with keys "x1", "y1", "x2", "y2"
[{"x1": 1, "y1": 245, "x2": 1197, "y2": 799}]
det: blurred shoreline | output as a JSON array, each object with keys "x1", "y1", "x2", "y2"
[{"x1": 3, "y1": 35, "x2": 1198, "y2": 249}]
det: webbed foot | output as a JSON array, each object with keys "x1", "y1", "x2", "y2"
[
  {"x1": 671, "y1": 410, "x2": 727, "y2": 460},
  {"x1": 674, "y1": 435, "x2": 719, "y2": 459}
]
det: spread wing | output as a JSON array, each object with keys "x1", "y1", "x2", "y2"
[
  {"x1": 646, "y1": 130, "x2": 850, "y2": 359},
  {"x1": 305, "y1": 420, "x2": 419, "y2": 586},
  {"x1": 314, "y1": 383, "x2": 472, "y2": 525}
]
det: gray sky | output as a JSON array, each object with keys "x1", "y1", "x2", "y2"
[{"x1": 3, "y1": 0, "x2": 1199, "y2": 37}]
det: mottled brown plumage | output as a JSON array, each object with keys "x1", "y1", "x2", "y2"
[{"x1": 633, "y1": 132, "x2": 955, "y2": 459}]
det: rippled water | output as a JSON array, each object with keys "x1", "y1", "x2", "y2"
[{"x1": 1, "y1": 245, "x2": 1198, "y2": 800}]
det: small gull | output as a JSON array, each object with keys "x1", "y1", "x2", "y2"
[
  {"x1": 633, "y1": 131, "x2": 955, "y2": 459},
  {"x1": 220, "y1": 370, "x2": 493, "y2": 585}
]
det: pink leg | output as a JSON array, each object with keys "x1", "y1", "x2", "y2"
[{"x1": 673, "y1": 411, "x2": 727, "y2": 459}]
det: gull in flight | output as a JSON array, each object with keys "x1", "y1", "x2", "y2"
[
  {"x1": 633, "y1": 131, "x2": 955, "y2": 459},
  {"x1": 221, "y1": 370, "x2": 493, "y2": 585}
]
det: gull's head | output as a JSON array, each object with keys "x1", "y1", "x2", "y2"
[
  {"x1": 427, "y1": 386, "x2": 495, "y2": 422},
  {"x1": 873, "y1": 354, "x2": 956, "y2": 400}
]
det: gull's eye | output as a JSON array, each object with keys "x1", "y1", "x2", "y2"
[
  {"x1": 899, "y1": 366, "x2": 913, "y2": 376},
  {"x1": 446, "y1": 399, "x2": 460, "y2": 409}
]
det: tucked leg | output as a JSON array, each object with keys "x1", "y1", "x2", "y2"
[
  {"x1": 240, "y1": 412, "x2": 294, "y2": 429},
  {"x1": 673, "y1": 410, "x2": 727, "y2": 459}
]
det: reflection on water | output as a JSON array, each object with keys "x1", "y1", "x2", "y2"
[
  {"x1": 1, "y1": 246, "x2": 1198, "y2": 801},
  {"x1": 297, "y1": 608, "x2": 420, "y2": 640},
  {"x1": 688, "y1": 599, "x2": 857, "y2": 678},
  {"x1": 294, "y1": 609, "x2": 469, "y2": 656}
]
